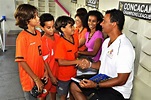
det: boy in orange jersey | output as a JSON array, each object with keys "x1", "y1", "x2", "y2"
[
  {"x1": 54, "y1": 16, "x2": 86, "y2": 100},
  {"x1": 14, "y1": 4, "x2": 48, "y2": 100},
  {"x1": 40, "y1": 13, "x2": 60, "y2": 100}
]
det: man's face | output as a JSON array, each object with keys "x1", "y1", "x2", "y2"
[{"x1": 100, "y1": 14, "x2": 113, "y2": 34}]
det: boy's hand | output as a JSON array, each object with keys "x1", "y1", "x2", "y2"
[
  {"x1": 42, "y1": 70, "x2": 49, "y2": 83},
  {"x1": 78, "y1": 59, "x2": 90, "y2": 69},
  {"x1": 50, "y1": 75, "x2": 58, "y2": 86},
  {"x1": 34, "y1": 77, "x2": 44, "y2": 93}
]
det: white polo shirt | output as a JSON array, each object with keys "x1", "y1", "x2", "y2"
[{"x1": 99, "y1": 34, "x2": 135, "y2": 99}]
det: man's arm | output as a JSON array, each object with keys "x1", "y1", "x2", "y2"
[
  {"x1": 79, "y1": 73, "x2": 130, "y2": 88},
  {"x1": 78, "y1": 60, "x2": 101, "y2": 70}
]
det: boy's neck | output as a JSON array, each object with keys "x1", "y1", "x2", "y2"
[
  {"x1": 63, "y1": 34, "x2": 73, "y2": 43},
  {"x1": 45, "y1": 33, "x2": 54, "y2": 40},
  {"x1": 27, "y1": 27, "x2": 36, "y2": 34}
]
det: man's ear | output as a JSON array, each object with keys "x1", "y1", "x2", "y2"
[{"x1": 112, "y1": 22, "x2": 116, "y2": 27}]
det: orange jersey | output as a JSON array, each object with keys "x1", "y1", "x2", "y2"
[
  {"x1": 15, "y1": 30, "x2": 45, "y2": 91},
  {"x1": 41, "y1": 33, "x2": 60, "y2": 77},
  {"x1": 55, "y1": 33, "x2": 79, "y2": 81},
  {"x1": 74, "y1": 28, "x2": 87, "y2": 51}
]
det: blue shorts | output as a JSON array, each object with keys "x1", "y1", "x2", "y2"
[{"x1": 57, "y1": 80, "x2": 71, "y2": 96}]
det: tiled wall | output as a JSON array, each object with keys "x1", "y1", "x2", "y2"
[{"x1": 131, "y1": 20, "x2": 151, "y2": 100}]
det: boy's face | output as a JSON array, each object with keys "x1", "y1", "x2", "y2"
[
  {"x1": 43, "y1": 20, "x2": 55, "y2": 36},
  {"x1": 62, "y1": 23, "x2": 74, "y2": 36},
  {"x1": 28, "y1": 14, "x2": 40, "y2": 28}
]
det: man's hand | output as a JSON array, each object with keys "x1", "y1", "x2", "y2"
[
  {"x1": 79, "y1": 79, "x2": 96, "y2": 88},
  {"x1": 78, "y1": 59, "x2": 90, "y2": 69}
]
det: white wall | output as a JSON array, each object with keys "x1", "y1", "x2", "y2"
[{"x1": 0, "y1": 0, "x2": 20, "y2": 34}]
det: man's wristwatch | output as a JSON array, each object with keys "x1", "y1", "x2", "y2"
[{"x1": 96, "y1": 83, "x2": 100, "y2": 89}]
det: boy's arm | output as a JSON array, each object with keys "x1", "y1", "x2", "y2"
[
  {"x1": 43, "y1": 62, "x2": 49, "y2": 82},
  {"x1": 44, "y1": 62, "x2": 58, "y2": 85},
  {"x1": 57, "y1": 59, "x2": 83, "y2": 66},
  {"x1": 19, "y1": 61, "x2": 44, "y2": 92}
]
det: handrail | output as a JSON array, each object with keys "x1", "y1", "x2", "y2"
[
  {"x1": 54, "y1": 0, "x2": 70, "y2": 16},
  {"x1": 0, "y1": 16, "x2": 6, "y2": 52},
  {"x1": 0, "y1": 16, "x2": 6, "y2": 22}
]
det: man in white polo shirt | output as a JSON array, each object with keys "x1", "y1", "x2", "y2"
[{"x1": 70, "y1": 9, "x2": 135, "y2": 100}]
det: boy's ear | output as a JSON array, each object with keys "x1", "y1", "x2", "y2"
[{"x1": 61, "y1": 27, "x2": 65, "y2": 32}]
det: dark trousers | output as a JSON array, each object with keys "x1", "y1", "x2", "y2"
[
  {"x1": 82, "y1": 87, "x2": 127, "y2": 100},
  {"x1": 73, "y1": 75, "x2": 129, "y2": 100}
]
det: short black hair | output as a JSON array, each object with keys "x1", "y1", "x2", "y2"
[
  {"x1": 106, "y1": 9, "x2": 125, "y2": 31},
  {"x1": 76, "y1": 8, "x2": 87, "y2": 15},
  {"x1": 55, "y1": 16, "x2": 75, "y2": 33},
  {"x1": 40, "y1": 13, "x2": 54, "y2": 27},
  {"x1": 14, "y1": 4, "x2": 38, "y2": 29}
]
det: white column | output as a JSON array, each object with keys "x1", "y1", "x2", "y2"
[
  {"x1": 0, "y1": 33, "x2": 3, "y2": 52},
  {"x1": 23, "y1": 0, "x2": 28, "y2": 4},
  {"x1": 45, "y1": 0, "x2": 49, "y2": 12},
  {"x1": 2, "y1": 20, "x2": 5, "y2": 52},
  {"x1": 34, "y1": 0, "x2": 38, "y2": 8}
]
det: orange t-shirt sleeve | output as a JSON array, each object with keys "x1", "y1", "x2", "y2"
[{"x1": 15, "y1": 33, "x2": 27, "y2": 62}]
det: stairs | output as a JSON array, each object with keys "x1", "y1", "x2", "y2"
[{"x1": 15, "y1": 0, "x2": 55, "y2": 17}]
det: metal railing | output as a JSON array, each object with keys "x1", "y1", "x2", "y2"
[
  {"x1": 0, "y1": 16, "x2": 6, "y2": 52},
  {"x1": 54, "y1": 0, "x2": 70, "y2": 16}
]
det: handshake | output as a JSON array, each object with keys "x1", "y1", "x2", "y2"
[{"x1": 76, "y1": 58, "x2": 92, "y2": 70}]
